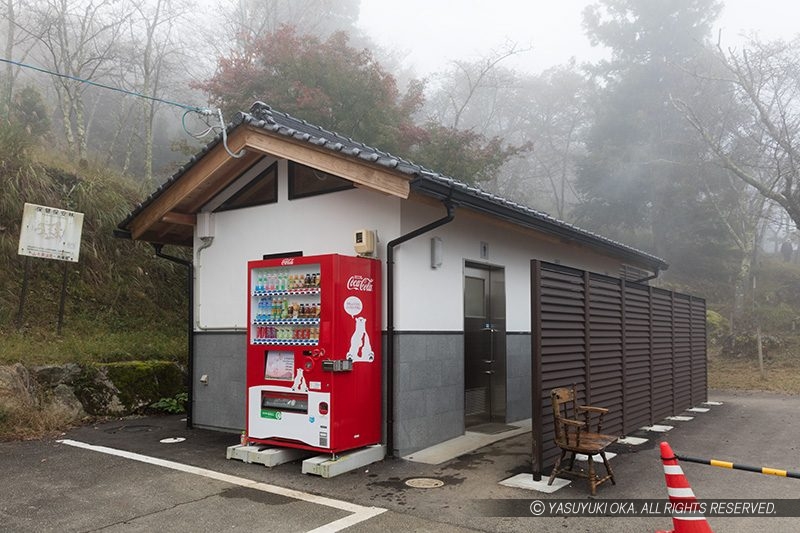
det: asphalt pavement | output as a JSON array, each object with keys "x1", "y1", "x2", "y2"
[{"x1": 1, "y1": 389, "x2": 799, "y2": 532}]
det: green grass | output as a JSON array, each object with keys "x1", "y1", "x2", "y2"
[
  {"x1": 0, "y1": 327, "x2": 186, "y2": 366},
  {"x1": 0, "y1": 127, "x2": 189, "y2": 366}
]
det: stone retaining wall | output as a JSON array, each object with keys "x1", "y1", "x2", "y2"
[{"x1": 0, "y1": 361, "x2": 187, "y2": 425}]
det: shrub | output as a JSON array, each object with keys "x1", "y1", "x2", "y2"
[
  {"x1": 68, "y1": 361, "x2": 185, "y2": 415},
  {"x1": 150, "y1": 392, "x2": 188, "y2": 414},
  {"x1": 720, "y1": 332, "x2": 782, "y2": 358},
  {"x1": 706, "y1": 309, "x2": 729, "y2": 344},
  {"x1": 103, "y1": 361, "x2": 185, "y2": 413}
]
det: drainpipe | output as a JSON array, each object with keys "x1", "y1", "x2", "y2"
[
  {"x1": 153, "y1": 244, "x2": 194, "y2": 429},
  {"x1": 193, "y1": 236, "x2": 236, "y2": 331},
  {"x1": 385, "y1": 200, "x2": 456, "y2": 457},
  {"x1": 633, "y1": 269, "x2": 660, "y2": 284}
]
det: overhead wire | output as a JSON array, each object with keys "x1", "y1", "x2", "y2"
[
  {"x1": 1, "y1": 57, "x2": 246, "y2": 158},
  {"x1": 182, "y1": 109, "x2": 215, "y2": 138},
  {"x1": 0, "y1": 57, "x2": 208, "y2": 113}
]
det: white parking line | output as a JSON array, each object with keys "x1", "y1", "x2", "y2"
[{"x1": 57, "y1": 439, "x2": 386, "y2": 532}]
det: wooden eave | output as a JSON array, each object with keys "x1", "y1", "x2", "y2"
[{"x1": 125, "y1": 125, "x2": 414, "y2": 246}]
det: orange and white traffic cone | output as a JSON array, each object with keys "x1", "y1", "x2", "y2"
[{"x1": 655, "y1": 441, "x2": 714, "y2": 533}]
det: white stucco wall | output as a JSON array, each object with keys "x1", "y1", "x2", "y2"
[
  {"x1": 391, "y1": 200, "x2": 624, "y2": 332},
  {"x1": 194, "y1": 159, "x2": 633, "y2": 333},
  {"x1": 194, "y1": 160, "x2": 400, "y2": 330}
]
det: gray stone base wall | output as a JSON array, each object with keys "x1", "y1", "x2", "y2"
[
  {"x1": 506, "y1": 333, "x2": 532, "y2": 423},
  {"x1": 193, "y1": 332, "x2": 246, "y2": 432},
  {"x1": 393, "y1": 332, "x2": 464, "y2": 457},
  {"x1": 192, "y1": 330, "x2": 532, "y2": 455}
]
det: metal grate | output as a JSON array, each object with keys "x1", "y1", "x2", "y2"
[{"x1": 465, "y1": 387, "x2": 488, "y2": 416}]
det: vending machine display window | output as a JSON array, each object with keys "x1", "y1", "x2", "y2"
[{"x1": 250, "y1": 262, "x2": 322, "y2": 346}]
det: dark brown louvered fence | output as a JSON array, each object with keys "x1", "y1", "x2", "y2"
[{"x1": 530, "y1": 260, "x2": 707, "y2": 478}]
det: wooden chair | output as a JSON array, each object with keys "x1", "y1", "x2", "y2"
[{"x1": 548, "y1": 385, "x2": 617, "y2": 495}]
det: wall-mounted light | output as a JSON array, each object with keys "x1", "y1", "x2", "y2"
[{"x1": 431, "y1": 237, "x2": 443, "y2": 269}]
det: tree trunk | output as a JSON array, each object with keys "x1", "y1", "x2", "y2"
[
  {"x1": 731, "y1": 231, "x2": 757, "y2": 329},
  {"x1": 3, "y1": 0, "x2": 15, "y2": 118},
  {"x1": 55, "y1": 84, "x2": 76, "y2": 156},
  {"x1": 143, "y1": 105, "x2": 154, "y2": 186},
  {"x1": 105, "y1": 103, "x2": 135, "y2": 166},
  {"x1": 74, "y1": 95, "x2": 88, "y2": 163}
]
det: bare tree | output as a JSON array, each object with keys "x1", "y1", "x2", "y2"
[
  {"x1": 217, "y1": 0, "x2": 360, "y2": 54},
  {"x1": 124, "y1": 0, "x2": 188, "y2": 186},
  {"x1": 704, "y1": 164, "x2": 769, "y2": 320},
  {"x1": 425, "y1": 44, "x2": 527, "y2": 132},
  {"x1": 1, "y1": 0, "x2": 39, "y2": 117},
  {"x1": 30, "y1": 0, "x2": 129, "y2": 161},
  {"x1": 515, "y1": 65, "x2": 587, "y2": 219},
  {"x1": 672, "y1": 36, "x2": 800, "y2": 320},
  {"x1": 674, "y1": 37, "x2": 800, "y2": 233},
  {"x1": 426, "y1": 55, "x2": 588, "y2": 217}
]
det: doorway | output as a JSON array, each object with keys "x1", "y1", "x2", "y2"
[{"x1": 463, "y1": 263, "x2": 506, "y2": 428}]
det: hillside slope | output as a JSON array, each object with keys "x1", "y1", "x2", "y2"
[{"x1": 0, "y1": 125, "x2": 188, "y2": 365}]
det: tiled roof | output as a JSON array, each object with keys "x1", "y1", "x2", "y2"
[{"x1": 118, "y1": 101, "x2": 668, "y2": 272}]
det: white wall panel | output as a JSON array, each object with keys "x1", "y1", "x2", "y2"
[
  {"x1": 193, "y1": 162, "x2": 636, "y2": 333},
  {"x1": 393, "y1": 201, "x2": 623, "y2": 332},
  {"x1": 194, "y1": 165, "x2": 400, "y2": 330}
]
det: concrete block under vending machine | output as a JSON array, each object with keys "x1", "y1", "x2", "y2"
[
  {"x1": 226, "y1": 444, "x2": 310, "y2": 467},
  {"x1": 302, "y1": 444, "x2": 386, "y2": 478}
]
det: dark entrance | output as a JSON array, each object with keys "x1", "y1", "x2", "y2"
[{"x1": 463, "y1": 263, "x2": 506, "y2": 428}]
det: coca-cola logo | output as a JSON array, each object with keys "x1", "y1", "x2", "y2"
[
  {"x1": 346, "y1": 275, "x2": 374, "y2": 292},
  {"x1": 280, "y1": 258, "x2": 295, "y2": 265}
]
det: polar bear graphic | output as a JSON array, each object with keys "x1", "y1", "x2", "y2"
[
  {"x1": 291, "y1": 368, "x2": 308, "y2": 392},
  {"x1": 346, "y1": 316, "x2": 374, "y2": 362}
]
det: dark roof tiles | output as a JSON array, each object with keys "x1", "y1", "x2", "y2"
[{"x1": 117, "y1": 101, "x2": 667, "y2": 271}]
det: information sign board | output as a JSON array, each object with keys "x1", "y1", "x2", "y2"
[{"x1": 17, "y1": 203, "x2": 84, "y2": 262}]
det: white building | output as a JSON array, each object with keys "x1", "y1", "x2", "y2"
[{"x1": 118, "y1": 102, "x2": 667, "y2": 456}]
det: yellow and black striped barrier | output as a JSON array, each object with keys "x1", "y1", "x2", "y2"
[{"x1": 675, "y1": 453, "x2": 800, "y2": 479}]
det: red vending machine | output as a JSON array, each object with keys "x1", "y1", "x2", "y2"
[{"x1": 245, "y1": 253, "x2": 381, "y2": 454}]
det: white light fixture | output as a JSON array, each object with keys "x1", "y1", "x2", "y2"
[{"x1": 431, "y1": 237, "x2": 443, "y2": 269}]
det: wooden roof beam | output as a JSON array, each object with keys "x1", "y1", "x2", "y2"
[
  {"x1": 128, "y1": 128, "x2": 249, "y2": 240},
  {"x1": 242, "y1": 127, "x2": 411, "y2": 199},
  {"x1": 161, "y1": 212, "x2": 196, "y2": 226}
]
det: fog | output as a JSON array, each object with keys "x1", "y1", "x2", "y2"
[
  {"x1": 4, "y1": 0, "x2": 800, "y2": 304},
  {"x1": 357, "y1": 0, "x2": 798, "y2": 76}
]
